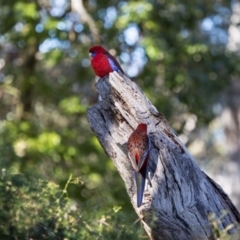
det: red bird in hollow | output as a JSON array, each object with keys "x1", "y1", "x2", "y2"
[
  {"x1": 127, "y1": 123, "x2": 151, "y2": 207},
  {"x1": 89, "y1": 46, "x2": 124, "y2": 78}
]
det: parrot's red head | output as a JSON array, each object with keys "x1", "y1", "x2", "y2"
[
  {"x1": 89, "y1": 46, "x2": 107, "y2": 58},
  {"x1": 136, "y1": 123, "x2": 147, "y2": 132}
]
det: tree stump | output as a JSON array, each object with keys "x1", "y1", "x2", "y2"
[{"x1": 87, "y1": 72, "x2": 240, "y2": 240}]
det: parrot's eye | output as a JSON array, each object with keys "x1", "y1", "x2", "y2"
[{"x1": 89, "y1": 51, "x2": 97, "y2": 58}]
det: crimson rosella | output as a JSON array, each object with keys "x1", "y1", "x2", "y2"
[
  {"x1": 89, "y1": 46, "x2": 124, "y2": 78},
  {"x1": 127, "y1": 123, "x2": 151, "y2": 207}
]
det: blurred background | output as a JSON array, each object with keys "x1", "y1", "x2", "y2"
[{"x1": 0, "y1": 0, "x2": 240, "y2": 239}]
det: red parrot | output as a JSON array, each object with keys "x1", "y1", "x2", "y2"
[
  {"x1": 127, "y1": 123, "x2": 151, "y2": 207},
  {"x1": 89, "y1": 46, "x2": 124, "y2": 78}
]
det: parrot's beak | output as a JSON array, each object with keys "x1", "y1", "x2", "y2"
[{"x1": 89, "y1": 52, "x2": 92, "y2": 58}]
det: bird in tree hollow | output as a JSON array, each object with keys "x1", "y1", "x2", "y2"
[
  {"x1": 127, "y1": 123, "x2": 151, "y2": 207},
  {"x1": 89, "y1": 46, "x2": 124, "y2": 78}
]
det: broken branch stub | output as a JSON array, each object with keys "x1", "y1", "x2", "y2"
[{"x1": 87, "y1": 72, "x2": 240, "y2": 240}]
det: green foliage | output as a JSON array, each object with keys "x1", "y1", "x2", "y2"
[
  {"x1": 14, "y1": 2, "x2": 38, "y2": 19},
  {"x1": 209, "y1": 213, "x2": 240, "y2": 240},
  {"x1": 0, "y1": 169, "x2": 143, "y2": 240},
  {"x1": 59, "y1": 97, "x2": 87, "y2": 114}
]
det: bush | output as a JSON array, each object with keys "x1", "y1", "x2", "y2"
[{"x1": 0, "y1": 169, "x2": 145, "y2": 240}]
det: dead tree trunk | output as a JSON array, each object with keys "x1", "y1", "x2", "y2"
[{"x1": 87, "y1": 72, "x2": 240, "y2": 240}]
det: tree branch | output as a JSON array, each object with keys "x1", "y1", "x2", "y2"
[
  {"x1": 87, "y1": 72, "x2": 240, "y2": 240},
  {"x1": 71, "y1": 0, "x2": 100, "y2": 43}
]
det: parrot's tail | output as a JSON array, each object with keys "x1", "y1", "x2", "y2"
[{"x1": 135, "y1": 167, "x2": 147, "y2": 207}]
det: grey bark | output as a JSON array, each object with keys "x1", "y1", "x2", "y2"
[{"x1": 87, "y1": 72, "x2": 240, "y2": 240}]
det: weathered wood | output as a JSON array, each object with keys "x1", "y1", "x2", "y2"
[{"x1": 87, "y1": 72, "x2": 240, "y2": 240}]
